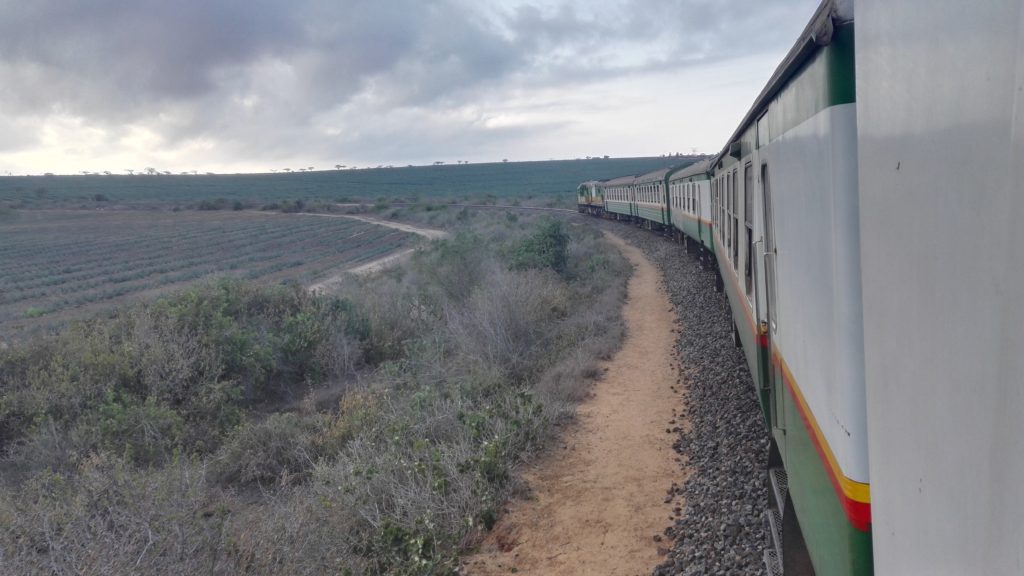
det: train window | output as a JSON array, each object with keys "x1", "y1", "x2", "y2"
[
  {"x1": 722, "y1": 178, "x2": 727, "y2": 245},
  {"x1": 716, "y1": 178, "x2": 721, "y2": 234},
  {"x1": 721, "y1": 176, "x2": 726, "y2": 235},
  {"x1": 723, "y1": 176, "x2": 728, "y2": 248},
  {"x1": 726, "y1": 173, "x2": 732, "y2": 256},
  {"x1": 762, "y1": 164, "x2": 777, "y2": 333},
  {"x1": 717, "y1": 178, "x2": 722, "y2": 233},
  {"x1": 732, "y1": 169, "x2": 739, "y2": 269},
  {"x1": 744, "y1": 163, "x2": 754, "y2": 296},
  {"x1": 710, "y1": 181, "x2": 716, "y2": 230}
]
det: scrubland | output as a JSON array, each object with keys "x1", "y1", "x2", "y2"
[{"x1": 0, "y1": 212, "x2": 630, "y2": 575}]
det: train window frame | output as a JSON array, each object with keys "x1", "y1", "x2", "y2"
[
  {"x1": 744, "y1": 162, "x2": 754, "y2": 296},
  {"x1": 724, "y1": 174, "x2": 730, "y2": 252},
  {"x1": 762, "y1": 162, "x2": 777, "y2": 334},
  {"x1": 732, "y1": 168, "x2": 739, "y2": 270}
]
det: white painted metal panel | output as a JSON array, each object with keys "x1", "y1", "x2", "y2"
[
  {"x1": 763, "y1": 103, "x2": 868, "y2": 482},
  {"x1": 857, "y1": 1, "x2": 1024, "y2": 573}
]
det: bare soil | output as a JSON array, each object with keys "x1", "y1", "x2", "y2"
[
  {"x1": 305, "y1": 213, "x2": 449, "y2": 292},
  {"x1": 462, "y1": 231, "x2": 687, "y2": 575},
  {"x1": 298, "y1": 211, "x2": 449, "y2": 239}
]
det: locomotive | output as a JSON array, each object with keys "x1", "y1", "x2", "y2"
[{"x1": 578, "y1": 0, "x2": 1024, "y2": 574}]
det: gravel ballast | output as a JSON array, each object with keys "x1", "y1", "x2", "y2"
[{"x1": 594, "y1": 219, "x2": 771, "y2": 576}]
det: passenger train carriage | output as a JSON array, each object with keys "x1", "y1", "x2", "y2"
[
  {"x1": 577, "y1": 0, "x2": 1024, "y2": 574},
  {"x1": 668, "y1": 159, "x2": 713, "y2": 257}
]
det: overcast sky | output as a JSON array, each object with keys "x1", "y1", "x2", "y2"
[{"x1": 0, "y1": 0, "x2": 818, "y2": 175}]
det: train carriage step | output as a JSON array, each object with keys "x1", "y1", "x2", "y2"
[
  {"x1": 765, "y1": 506, "x2": 784, "y2": 561},
  {"x1": 769, "y1": 466, "x2": 789, "y2": 512},
  {"x1": 764, "y1": 548, "x2": 783, "y2": 576}
]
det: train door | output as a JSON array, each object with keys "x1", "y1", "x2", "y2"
[
  {"x1": 762, "y1": 163, "x2": 784, "y2": 441},
  {"x1": 744, "y1": 164, "x2": 754, "y2": 303}
]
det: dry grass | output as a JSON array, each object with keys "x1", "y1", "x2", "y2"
[{"x1": 0, "y1": 213, "x2": 631, "y2": 575}]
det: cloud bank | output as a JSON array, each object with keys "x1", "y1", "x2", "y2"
[{"x1": 0, "y1": 0, "x2": 818, "y2": 174}]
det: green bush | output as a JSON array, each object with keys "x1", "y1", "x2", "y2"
[
  {"x1": 197, "y1": 197, "x2": 228, "y2": 210},
  {"x1": 506, "y1": 219, "x2": 569, "y2": 274},
  {"x1": 22, "y1": 306, "x2": 47, "y2": 318}
]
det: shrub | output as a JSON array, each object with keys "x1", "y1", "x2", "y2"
[
  {"x1": 22, "y1": 306, "x2": 47, "y2": 318},
  {"x1": 414, "y1": 232, "x2": 490, "y2": 302},
  {"x1": 506, "y1": 219, "x2": 569, "y2": 274},
  {"x1": 213, "y1": 413, "x2": 321, "y2": 486},
  {"x1": 280, "y1": 199, "x2": 306, "y2": 213},
  {"x1": 449, "y1": 268, "x2": 568, "y2": 381},
  {"x1": 197, "y1": 198, "x2": 228, "y2": 210}
]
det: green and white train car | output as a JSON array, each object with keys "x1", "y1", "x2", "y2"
[
  {"x1": 632, "y1": 167, "x2": 674, "y2": 229},
  {"x1": 602, "y1": 174, "x2": 637, "y2": 220},
  {"x1": 708, "y1": 1, "x2": 868, "y2": 573},
  {"x1": 668, "y1": 159, "x2": 713, "y2": 254},
  {"x1": 579, "y1": 1, "x2": 1024, "y2": 572}
]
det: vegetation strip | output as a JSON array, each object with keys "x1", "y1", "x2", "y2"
[{"x1": 0, "y1": 212, "x2": 630, "y2": 575}]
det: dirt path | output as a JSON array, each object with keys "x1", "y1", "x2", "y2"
[
  {"x1": 463, "y1": 231, "x2": 686, "y2": 575},
  {"x1": 301, "y1": 213, "x2": 449, "y2": 292},
  {"x1": 299, "y1": 211, "x2": 449, "y2": 240}
]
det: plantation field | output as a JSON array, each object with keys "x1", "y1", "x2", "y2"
[
  {"x1": 0, "y1": 156, "x2": 697, "y2": 206},
  {"x1": 0, "y1": 210, "x2": 411, "y2": 340}
]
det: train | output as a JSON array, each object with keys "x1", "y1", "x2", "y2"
[{"x1": 577, "y1": 1, "x2": 1024, "y2": 574}]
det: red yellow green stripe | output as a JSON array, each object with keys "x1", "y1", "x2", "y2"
[{"x1": 715, "y1": 240, "x2": 872, "y2": 531}]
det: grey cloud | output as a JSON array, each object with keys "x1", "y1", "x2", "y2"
[
  {"x1": 0, "y1": 0, "x2": 818, "y2": 169},
  {"x1": 0, "y1": 0, "x2": 298, "y2": 118}
]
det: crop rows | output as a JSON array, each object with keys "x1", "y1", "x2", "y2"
[{"x1": 0, "y1": 211, "x2": 412, "y2": 335}]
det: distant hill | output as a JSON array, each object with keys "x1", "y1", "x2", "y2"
[{"x1": 0, "y1": 156, "x2": 701, "y2": 205}]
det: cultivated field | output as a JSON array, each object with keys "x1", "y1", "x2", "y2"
[
  {"x1": 0, "y1": 210, "x2": 411, "y2": 340},
  {"x1": 0, "y1": 156, "x2": 696, "y2": 207}
]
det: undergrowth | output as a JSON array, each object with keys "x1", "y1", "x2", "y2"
[{"x1": 0, "y1": 213, "x2": 630, "y2": 574}]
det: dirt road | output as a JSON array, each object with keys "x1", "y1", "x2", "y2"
[
  {"x1": 302, "y1": 213, "x2": 448, "y2": 292},
  {"x1": 300, "y1": 211, "x2": 449, "y2": 239},
  {"x1": 463, "y1": 231, "x2": 686, "y2": 575}
]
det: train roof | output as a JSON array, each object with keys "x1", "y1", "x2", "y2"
[
  {"x1": 713, "y1": 0, "x2": 853, "y2": 167},
  {"x1": 634, "y1": 167, "x2": 676, "y2": 184},
  {"x1": 602, "y1": 174, "x2": 637, "y2": 186},
  {"x1": 669, "y1": 159, "x2": 712, "y2": 181}
]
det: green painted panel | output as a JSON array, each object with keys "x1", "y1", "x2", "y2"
[
  {"x1": 715, "y1": 249, "x2": 761, "y2": 394},
  {"x1": 782, "y1": 384, "x2": 873, "y2": 576},
  {"x1": 606, "y1": 200, "x2": 632, "y2": 216},
  {"x1": 681, "y1": 217, "x2": 700, "y2": 240},
  {"x1": 765, "y1": 23, "x2": 856, "y2": 145},
  {"x1": 637, "y1": 206, "x2": 667, "y2": 224},
  {"x1": 827, "y1": 25, "x2": 856, "y2": 107},
  {"x1": 703, "y1": 232, "x2": 715, "y2": 252}
]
